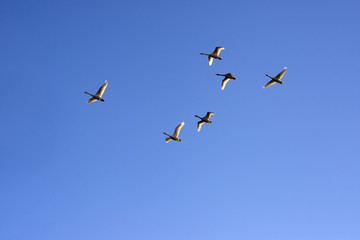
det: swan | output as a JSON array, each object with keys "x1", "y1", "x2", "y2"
[
  {"x1": 216, "y1": 73, "x2": 236, "y2": 90},
  {"x1": 195, "y1": 112, "x2": 215, "y2": 132},
  {"x1": 263, "y1": 67, "x2": 287, "y2": 88},
  {"x1": 84, "y1": 80, "x2": 108, "y2": 103},
  {"x1": 200, "y1": 47, "x2": 224, "y2": 66},
  {"x1": 163, "y1": 122, "x2": 185, "y2": 143}
]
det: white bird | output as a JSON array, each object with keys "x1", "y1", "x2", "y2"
[
  {"x1": 163, "y1": 122, "x2": 185, "y2": 143},
  {"x1": 84, "y1": 80, "x2": 108, "y2": 103},
  {"x1": 195, "y1": 112, "x2": 215, "y2": 132},
  {"x1": 216, "y1": 73, "x2": 236, "y2": 90},
  {"x1": 200, "y1": 47, "x2": 224, "y2": 66},
  {"x1": 263, "y1": 67, "x2": 287, "y2": 88}
]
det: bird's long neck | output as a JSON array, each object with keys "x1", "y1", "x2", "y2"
[
  {"x1": 163, "y1": 132, "x2": 171, "y2": 137},
  {"x1": 200, "y1": 53, "x2": 209, "y2": 56},
  {"x1": 84, "y1": 92, "x2": 94, "y2": 97},
  {"x1": 265, "y1": 74, "x2": 275, "y2": 80},
  {"x1": 195, "y1": 115, "x2": 203, "y2": 120}
]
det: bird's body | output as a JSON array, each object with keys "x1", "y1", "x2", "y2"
[
  {"x1": 263, "y1": 67, "x2": 287, "y2": 88},
  {"x1": 200, "y1": 47, "x2": 224, "y2": 66},
  {"x1": 216, "y1": 73, "x2": 236, "y2": 90},
  {"x1": 163, "y1": 122, "x2": 185, "y2": 143},
  {"x1": 195, "y1": 112, "x2": 215, "y2": 132},
  {"x1": 85, "y1": 80, "x2": 108, "y2": 103}
]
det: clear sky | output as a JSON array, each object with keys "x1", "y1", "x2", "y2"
[{"x1": 1, "y1": 0, "x2": 360, "y2": 239}]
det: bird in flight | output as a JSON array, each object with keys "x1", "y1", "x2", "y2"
[
  {"x1": 195, "y1": 112, "x2": 215, "y2": 132},
  {"x1": 163, "y1": 122, "x2": 185, "y2": 143},
  {"x1": 263, "y1": 67, "x2": 287, "y2": 88},
  {"x1": 200, "y1": 47, "x2": 224, "y2": 66},
  {"x1": 216, "y1": 73, "x2": 236, "y2": 90},
  {"x1": 84, "y1": 80, "x2": 108, "y2": 103}
]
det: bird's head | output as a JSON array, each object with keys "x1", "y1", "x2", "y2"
[
  {"x1": 100, "y1": 99, "x2": 105, "y2": 102},
  {"x1": 208, "y1": 121, "x2": 212, "y2": 123},
  {"x1": 179, "y1": 139, "x2": 182, "y2": 142},
  {"x1": 219, "y1": 57, "x2": 222, "y2": 60}
]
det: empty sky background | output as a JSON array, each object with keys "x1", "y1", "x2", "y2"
[{"x1": 1, "y1": 0, "x2": 360, "y2": 239}]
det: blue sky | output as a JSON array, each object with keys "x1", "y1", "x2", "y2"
[{"x1": 1, "y1": 0, "x2": 360, "y2": 239}]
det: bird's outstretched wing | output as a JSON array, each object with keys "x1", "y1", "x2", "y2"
[
  {"x1": 263, "y1": 80, "x2": 277, "y2": 88},
  {"x1": 87, "y1": 97, "x2": 97, "y2": 103},
  {"x1": 96, "y1": 80, "x2": 108, "y2": 97},
  {"x1": 165, "y1": 137, "x2": 172, "y2": 143},
  {"x1": 208, "y1": 56, "x2": 214, "y2": 66},
  {"x1": 204, "y1": 112, "x2": 215, "y2": 120},
  {"x1": 212, "y1": 47, "x2": 224, "y2": 56},
  {"x1": 197, "y1": 121, "x2": 205, "y2": 132},
  {"x1": 275, "y1": 67, "x2": 287, "y2": 80},
  {"x1": 221, "y1": 78, "x2": 230, "y2": 90},
  {"x1": 173, "y1": 122, "x2": 185, "y2": 137}
]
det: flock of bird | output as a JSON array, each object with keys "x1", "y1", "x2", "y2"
[{"x1": 84, "y1": 47, "x2": 287, "y2": 143}]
